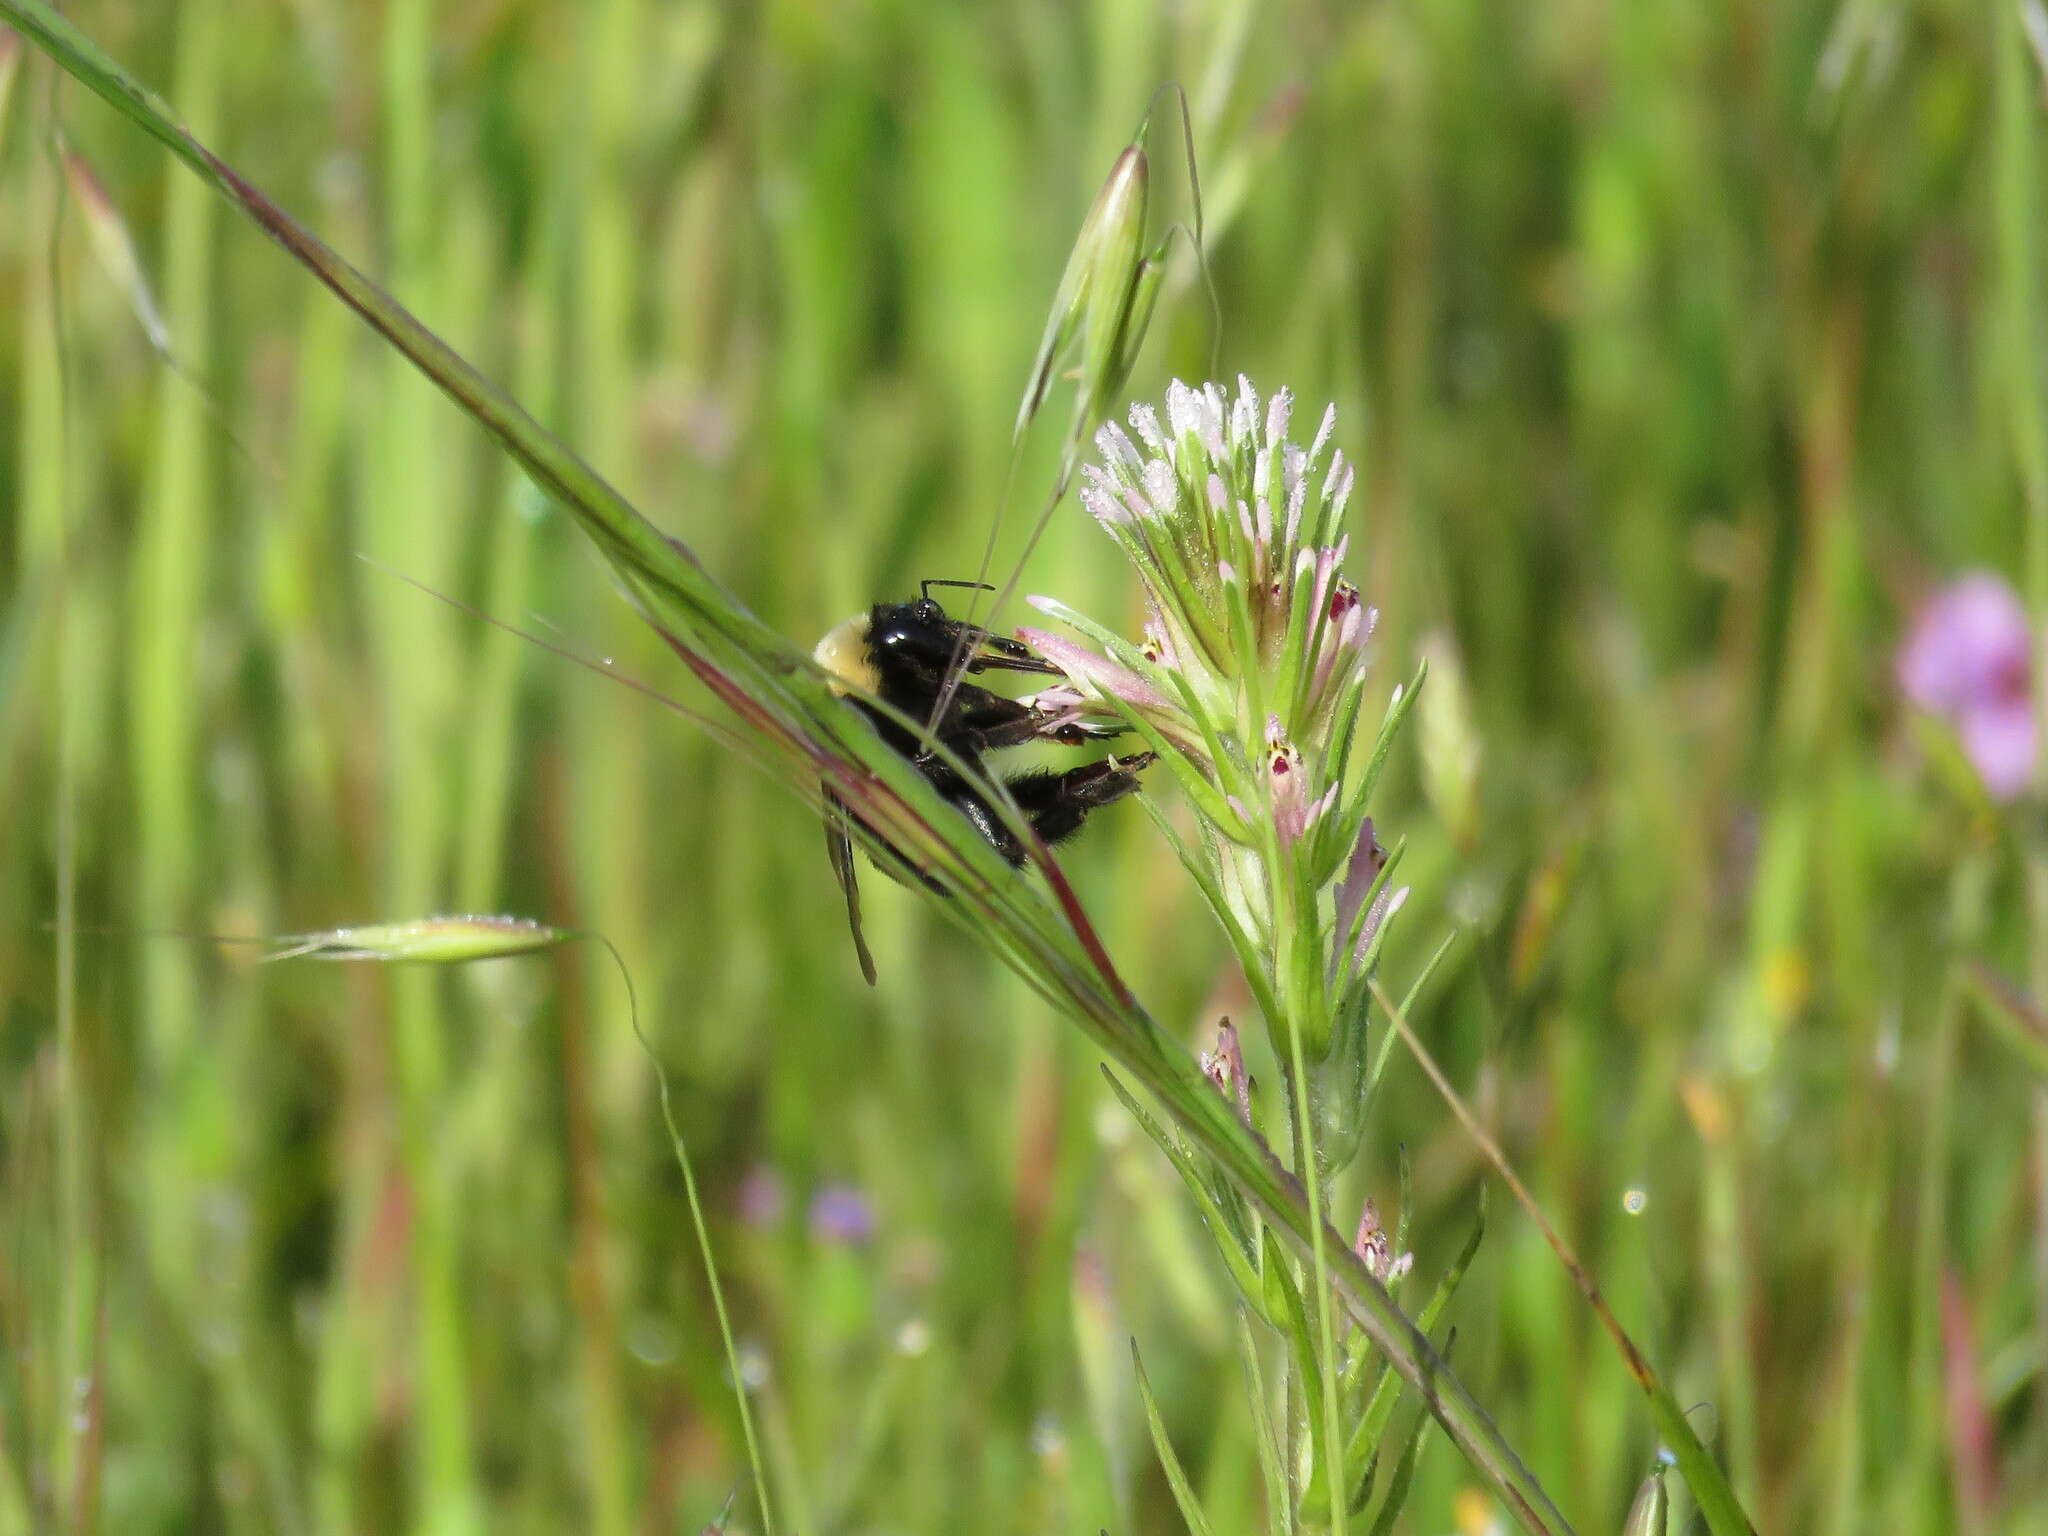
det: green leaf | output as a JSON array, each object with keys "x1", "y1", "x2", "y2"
[
  {"x1": 1361, "y1": 1397, "x2": 1430, "y2": 1533},
  {"x1": 1132, "y1": 1338, "x2": 1219, "y2": 1536}
]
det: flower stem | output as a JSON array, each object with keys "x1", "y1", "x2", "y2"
[{"x1": 1281, "y1": 1008, "x2": 1347, "y2": 1533}]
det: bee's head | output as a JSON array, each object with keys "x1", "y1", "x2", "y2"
[
  {"x1": 865, "y1": 598, "x2": 961, "y2": 673},
  {"x1": 876, "y1": 597, "x2": 944, "y2": 632},
  {"x1": 811, "y1": 597, "x2": 992, "y2": 694},
  {"x1": 868, "y1": 598, "x2": 1055, "y2": 674},
  {"x1": 815, "y1": 587, "x2": 1060, "y2": 700}
]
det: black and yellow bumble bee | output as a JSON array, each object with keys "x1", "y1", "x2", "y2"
[{"x1": 812, "y1": 580, "x2": 1154, "y2": 983}]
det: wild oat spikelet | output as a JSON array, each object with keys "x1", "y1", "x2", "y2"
[{"x1": 264, "y1": 915, "x2": 569, "y2": 964}]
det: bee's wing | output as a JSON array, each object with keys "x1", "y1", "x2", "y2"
[{"x1": 822, "y1": 791, "x2": 878, "y2": 987}]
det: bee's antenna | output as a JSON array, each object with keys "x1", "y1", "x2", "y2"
[{"x1": 921, "y1": 578, "x2": 998, "y2": 602}]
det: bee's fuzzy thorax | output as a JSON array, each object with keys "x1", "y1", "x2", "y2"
[{"x1": 813, "y1": 614, "x2": 880, "y2": 697}]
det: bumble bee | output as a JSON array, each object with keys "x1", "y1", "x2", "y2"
[{"x1": 813, "y1": 580, "x2": 1154, "y2": 983}]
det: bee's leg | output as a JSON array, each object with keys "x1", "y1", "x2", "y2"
[
  {"x1": 913, "y1": 686, "x2": 1045, "y2": 760},
  {"x1": 999, "y1": 754, "x2": 1158, "y2": 851},
  {"x1": 952, "y1": 689, "x2": 1138, "y2": 754},
  {"x1": 943, "y1": 754, "x2": 1156, "y2": 868}
]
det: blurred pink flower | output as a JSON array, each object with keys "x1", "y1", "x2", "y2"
[
  {"x1": 1897, "y1": 573, "x2": 2039, "y2": 800},
  {"x1": 736, "y1": 1164, "x2": 786, "y2": 1228}
]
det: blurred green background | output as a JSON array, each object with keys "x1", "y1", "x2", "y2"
[{"x1": 4, "y1": 0, "x2": 2046, "y2": 1531}]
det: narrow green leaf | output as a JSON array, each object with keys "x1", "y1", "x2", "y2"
[
  {"x1": 1362, "y1": 1400, "x2": 1429, "y2": 1534},
  {"x1": 1341, "y1": 661, "x2": 1426, "y2": 829},
  {"x1": 1131, "y1": 1338, "x2": 1218, "y2": 1536}
]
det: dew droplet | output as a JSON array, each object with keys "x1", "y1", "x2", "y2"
[
  {"x1": 627, "y1": 1316, "x2": 678, "y2": 1366},
  {"x1": 732, "y1": 1341, "x2": 771, "y2": 1390}
]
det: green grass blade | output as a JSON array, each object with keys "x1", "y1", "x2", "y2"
[
  {"x1": 22, "y1": 84, "x2": 93, "y2": 1528},
  {"x1": 1361, "y1": 1402, "x2": 1427, "y2": 1536}
]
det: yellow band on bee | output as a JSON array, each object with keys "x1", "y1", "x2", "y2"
[{"x1": 813, "y1": 614, "x2": 880, "y2": 697}]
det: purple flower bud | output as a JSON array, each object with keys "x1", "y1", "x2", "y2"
[
  {"x1": 1232, "y1": 375, "x2": 1260, "y2": 444},
  {"x1": 1957, "y1": 706, "x2": 2038, "y2": 801},
  {"x1": 1141, "y1": 459, "x2": 1180, "y2": 515},
  {"x1": 1351, "y1": 1197, "x2": 1411, "y2": 1282},
  {"x1": 1078, "y1": 484, "x2": 1129, "y2": 529},
  {"x1": 1199, "y1": 1020, "x2": 1251, "y2": 1123},
  {"x1": 808, "y1": 1184, "x2": 875, "y2": 1246},
  {"x1": 1352, "y1": 1197, "x2": 1392, "y2": 1274},
  {"x1": 1334, "y1": 819, "x2": 1389, "y2": 953},
  {"x1": 1897, "y1": 573, "x2": 2039, "y2": 800},
  {"x1": 1017, "y1": 683, "x2": 1092, "y2": 739},
  {"x1": 1327, "y1": 814, "x2": 1408, "y2": 974}
]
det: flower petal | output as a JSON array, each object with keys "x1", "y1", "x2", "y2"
[
  {"x1": 1014, "y1": 627, "x2": 1172, "y2": 709},
  {"x1": 1898, "y1": 573, "x2": 2034, "y2": 715},
  {"x1": 1959, "y1": 700, "x2": 2039, "y2": 800}
]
